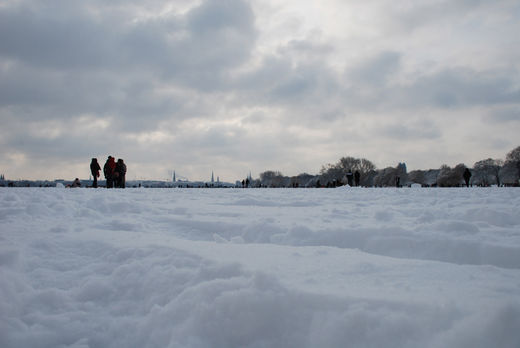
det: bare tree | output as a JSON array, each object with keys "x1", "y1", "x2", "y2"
[
  {"x1": 506, "y1": 146, "x2": 520, "y2": 163},
  {"x1": 259, "y1": 170, "x2": 286, "y2": 187},
  {"x1": 319, "y1": 164, "x2": 344, "y2": 184},
  {"x1": 290, "y1": 173, "x2": 316, "y2": 187},
  {"x1": 499, "y1": 162, "x2": 519, "y2": 186},
  {"x1": 408, "y1": 170, "x2": 426, "y2": 186},
  {"x1": 505, "y1": 145, "x2": 520, "y2": 178},
  {"x1": 320, "y1": 156, "x2": 376, "y2": 185},
  {"x1": 473, "y1": 158, "x2": 503, "y2": 186},
  {"x1": 497, "y1": 146, "x2": 520, "y2": 185},
  {"x1": 373, "y1": 167, "x2": 397, "y2": 187},
  {"x1": 437, "y1": 164, "x2": 466, "y2": 187}
]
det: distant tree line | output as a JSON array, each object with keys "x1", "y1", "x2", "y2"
[
  {"x1": 252, "y1": 145, "x2": 520, "y2": 188},
  {"x1": 2, "y1": 146, "x2": 519, "y2": 188}
]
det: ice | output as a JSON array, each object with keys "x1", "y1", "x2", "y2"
[{"x1": 1, "y1": 187, "x2": 520, "y2": 347}]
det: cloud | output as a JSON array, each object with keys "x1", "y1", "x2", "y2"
[
  {"x1": 403, "y1": 68, "x2": 520, "y2": 109},
  {"x1": 484, "y1": 106, "x2": 520, "y2": 124},
  {"x1": 346, "y1": 51, "x2": 401, "y2": 87},
  {"x1": 0, "y1": 0, "x2": 257, "y2": 126},
  {"x1": 376, "y1": 119, "x2": 442, "y2": 141}
]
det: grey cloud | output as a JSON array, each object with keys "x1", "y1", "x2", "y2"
[
  {"x1": 0, "y1": 65, "x2": 121, "y2": 111},
  {"x1": 235, "y1": 55, "x2": 340, "y2": 108},
  {"x1": 276, "y1": 37, "x2": 335, "y2": 65},
  {"x1": 187, "y1": 0, "x2": 254, "y2": 35},
  {"x1": 484, "y1": 107, "x2": 520, "y2": 124},
  {"x1": 282, "y1": 39, "x2": 333, "y2": 55},
  {"x1": 376, "y1": 120, "x2": 442, "y2": 141},
  {"x1": 346, "y1": 51, "x2": 401, "y2": 87},
  {"x1": 338, "y1": 52, "x2": 520, "y2": 112},
  {"x1": 0, "y1": 68, "x2": 169, "y2": 131},
  {"x1": 387, "y1": 0, "x2": 496, "y2": 32},
  {"x1": 231, "y1": 47, "x2": 519, "y2": 123},
  {"x1": 0, "y1": 0, "x2": 258, "y2": 131},
  {"x1": 0, "y1": 3, "x2": 118, "y2": 69},
  {"x1": 0, "y1": 0, "x2": 257, "y2": 80},
  {"x1": 0, "y1": 63, "x2": 200, "y2": 131},
  {"x1": 121, "y1": 0, "x2": 257, "y2": 89},
  {"x1": 0, "y1": 121, "x2": 112, "y2": 161},
  {"x1": 339, "y1": 51, "x2": 403, "y2": 112},
  {"x1": 404, "y1": 68, "x2": 520, "y2": 109}
]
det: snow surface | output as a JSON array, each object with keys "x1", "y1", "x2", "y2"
[{"x1": 1, "y1": 187, "x2": 520, "y2": 348}]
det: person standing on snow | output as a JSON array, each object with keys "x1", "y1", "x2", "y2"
[
  {"x1": 115, "y1": 159, "x2": 127, "y2": 188},
  {"x1": 90, "y1": 158, "x2": 101, "y2": 188},
  {"x1": 346, "y1": 169, "x2": 354, "y2": 187},
  {"x1": 354, "y1": 170, "x2": 361, "y2": 187},
  {"x1": 103, "y1": 156, "x2": 116, "y2": 188},
  {"x1": 463, "y1": 168, "x2": 472, "y2": 187}
]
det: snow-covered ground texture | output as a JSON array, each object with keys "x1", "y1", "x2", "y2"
[{"x1": 1, "y1": 187, "x2": 520, "y2": 348}]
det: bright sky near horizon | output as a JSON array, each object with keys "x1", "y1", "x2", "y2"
[{"x1": 1, "y1": 0, "x2": 519, "y2": 181}]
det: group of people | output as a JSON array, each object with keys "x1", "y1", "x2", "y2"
[
  {"x1": 90, "y1": 156, "x2": 127, "y2": 188},
  {"x1": 345, "y1": 169, "x2": 361, "y2": 187}
]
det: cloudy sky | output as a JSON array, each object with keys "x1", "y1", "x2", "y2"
[{"x1": 1, "y1": 0, "x2": 519, "y2": 182}]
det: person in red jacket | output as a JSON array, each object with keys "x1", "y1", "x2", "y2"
[
  {"x1": 103, "y1": 156, "x2": 116, "y2": 188},
  {"x1": 90, "y1": 158, "x2": 101, "y2": 188}
]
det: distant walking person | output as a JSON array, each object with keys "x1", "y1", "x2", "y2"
[
  {"x1": 354, "y1": 170, "x2": 361, "y2": 187},
  {"x1": 463, "y1": 168, "x2": 472, "y2": 187},
  {"x1": 104, "y1": 156, "x2": 116, "y2": 188},
  {"x1": 115, "y1": 159, "x2": 127, "y2": 188},
  {"x1": 90, "y1": 158, "x2": 101, "y2": 188}
]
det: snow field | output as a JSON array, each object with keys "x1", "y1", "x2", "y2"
[{"x1": 1, "y1": 187, "x2": 520, "y2": 347}]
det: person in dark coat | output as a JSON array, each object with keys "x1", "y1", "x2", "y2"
[
  {"x1": 346, "y1": 169, "x2": 354, "y2": 186},
  {"x1": 90, "y1": 158, "x2": 101, "y2": 188},
  {"x1": 103, "y1": 156, "x2": 116, "y2": 188},
  {"x1": 354, "y1": 170, "x2": 361, "y2": 187},
  {"x1": 115, "y1": 158, "x2": 127, "y2": 188},
  {"x1": 463, "y1": 168, "x2": 472, "y2": 187},
  {"x1": 71, "y1": 178, "x2": 81, "y2": 188}
]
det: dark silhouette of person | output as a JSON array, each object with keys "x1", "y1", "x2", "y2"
[
  {"x1": 354, "y1": 170, "x2": 360, "y2": 187},
  {"x1": 346, "y1": 169, "x2": 354, "y2": 186},
  {"x1": 463, "y1": 168, "x2": 472, "y2": 187},
  {"x1": 90, "y1": 158, "x2": 101, "y2": 188},
  {"x1": 115, "y1": 159, "x2": 127, "y2": 188},
  {"x1": 103, "y1": 156, "x2": 116, "y2": 188},
  {"x1": 71, "y1": 178, "x2": 81, "y2": 188},
  {"x1": 395, "y1": 176, "x2": 401, "y2": 188}
]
